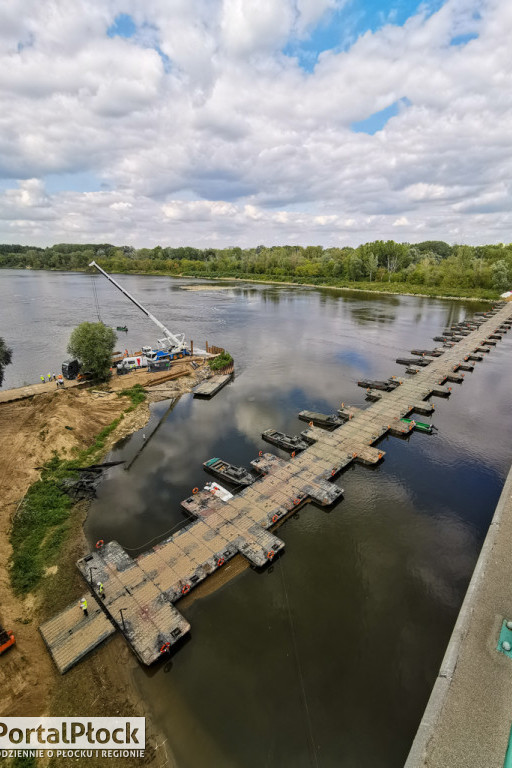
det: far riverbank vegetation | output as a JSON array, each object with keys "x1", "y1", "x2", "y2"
[{"x1": 1, "y1": 240, "x2": 511, "y2": 299}]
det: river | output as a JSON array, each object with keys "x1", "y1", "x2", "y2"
[{"x1": 2, "y1": 269, "x2": 512, "y2": 767}]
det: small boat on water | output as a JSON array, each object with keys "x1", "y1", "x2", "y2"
[
  {"x1": 116, "y1": 325, "x2": 128, "y2": 332},
  {"x1": 262, "y1": 429, "x2": 309, "y2": 453},
  {"x1": 298, "y1": 410, "x2": 343, "y2": 428},
  {"x1": 400, "y1": 417, "x2": 436, "y2": 434},
  {"x1": 204, "y1": 482, "x2": 233, "y2": 501},
  {"x1": 203, "y1": 457, "x2": 255, "y2": 486}
]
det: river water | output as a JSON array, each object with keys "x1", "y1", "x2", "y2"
[{"x1": 2, "y1": 269, "x2": 512, "y2": 767}]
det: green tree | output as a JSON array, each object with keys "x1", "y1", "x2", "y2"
[
  {"x1": 491, "y1": 260, "x2": 510, "y2": 292},
  {"x1": 0, "y1": 337, "x2": 13, "y2": 387},
  {"x1": 67, "y1": 322, "x2": 116, "y2": 380},
  {"x1": 347, "y1": 254, "x2": 364, "y2": 280},
  {"x1": 361, "y1": 250, "x2": 378, "y2": 281}
]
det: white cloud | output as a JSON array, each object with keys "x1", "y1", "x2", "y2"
[{"x1": 0, "y1": 0, "x2": 510, "y2": 246}]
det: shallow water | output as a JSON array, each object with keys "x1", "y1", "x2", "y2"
[{"x1": 3, "y1": 270, "x2": 512, "y2": 767}]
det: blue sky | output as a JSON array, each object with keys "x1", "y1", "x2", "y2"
[{"x1": 284, "y1": 0, "x2": 446, "y2": 71}]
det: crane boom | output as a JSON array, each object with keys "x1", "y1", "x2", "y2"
[{"x1": 89, "y1": 261, "x2": 186, "y2": 351}]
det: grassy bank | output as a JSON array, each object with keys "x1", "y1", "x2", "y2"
[{"x1": 9, "y1": 384, "x2": 146, "y2": 595}]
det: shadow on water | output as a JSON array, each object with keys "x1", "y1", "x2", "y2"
[{"x1": 2, "y1": 270, "x2": 510, "y2": 767}]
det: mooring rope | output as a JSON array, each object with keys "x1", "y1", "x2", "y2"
[
  {"x1": 278, "y1": 556, "x2": 320, "y2": 768},
  {"x1": 122, "y1": 518, "x2": 187, "y2": 552}
]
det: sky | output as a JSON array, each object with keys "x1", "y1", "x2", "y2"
[{"x1": 0, "y1": 0, "x2": 510, "y2": 248}]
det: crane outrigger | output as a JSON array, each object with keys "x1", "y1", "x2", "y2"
[{"x1": 89, "y1": 261, "x2": 191, "y2": 368}]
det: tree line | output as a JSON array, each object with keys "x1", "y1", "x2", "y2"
[{"x1": 1, "y1": 240, "x2": 511, "y2": 298}]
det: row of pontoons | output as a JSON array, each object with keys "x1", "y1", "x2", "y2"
[{"x1": 39, "y1": 303, "x2": 512, "y2": 673}]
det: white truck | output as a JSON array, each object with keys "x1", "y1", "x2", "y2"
[{"x1": 116, "y1": 354, "x2": 149, "y2": 374}]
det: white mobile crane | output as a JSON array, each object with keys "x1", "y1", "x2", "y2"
[{"x1": 89, "y1": 261, "x2": 191, "y2": 370}]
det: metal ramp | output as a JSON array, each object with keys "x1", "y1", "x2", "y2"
[{"x1": 40, "y1": 594, "x2": 115, "y2": 674}]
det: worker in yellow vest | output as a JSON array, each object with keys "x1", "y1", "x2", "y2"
[
  {"x1": 97, "y1": 582, "x2": 105, "y2": 599},
  {"x1": 79, "y1": 597, "x2": 88, "y2": 617}
]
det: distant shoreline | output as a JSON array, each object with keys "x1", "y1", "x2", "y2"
[
  {"x1": 0, "y1": 265, "x2": 498, "y2": 303},
  {"x1": 179, "y1": 273, "x2": 495, "y2": 302}
]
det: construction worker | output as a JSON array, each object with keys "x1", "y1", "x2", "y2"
[
  {"x1": 97, "y1": 581, "x2": 105, "y2": 599},
  {"x1": 52, "y1": 373, "x2": 56, "y2": 381},
  {"x1": 47, "y1": 372, "x2": 52, "y2": 382},
  {"x1": 40, "y1": 375, "x2": 45, "y2": 383},
  {"x1": 79, "y1": 597, "x2": 88, "y2": 617}
]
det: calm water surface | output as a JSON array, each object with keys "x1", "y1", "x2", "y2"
[{"x1": 2, "y1": 270, "x2": 512, "y2": 767}]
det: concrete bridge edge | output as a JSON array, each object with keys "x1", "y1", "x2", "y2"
[{"x1": 404, "y1": 463, "x2": 512, "y2": 767}]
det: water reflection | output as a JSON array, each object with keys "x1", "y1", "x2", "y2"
[
  {"x1": 85, "y1": 284, "x2": 512, "y2": 767},
  {"x1": 2, "y1": 270, "x2": 511, "y2": 767}
]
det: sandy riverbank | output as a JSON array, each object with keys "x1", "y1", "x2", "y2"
[{"x1": 0, "y1": 362, "x2": 212, "y2": 767}]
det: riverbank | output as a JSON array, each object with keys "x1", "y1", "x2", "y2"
[
  {"x1": 178, "y1": 274, "x2": 499, "y2": 302},
  {"x1": 0, "y1": 386, "x2": 154, "y2": 767},
  {"x1": 405, "y1": 461, "x2": 512, "y2": 768},
  {"x1": 0, "y1": 264, "x2": 501, "y2": 302},
  {"x1": 0, "y1": 364, "x2": 211, "y2": 767}
]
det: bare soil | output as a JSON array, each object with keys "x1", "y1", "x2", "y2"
[{"x1": 0, "y1": 363, "x2": 210, "y2": 767}]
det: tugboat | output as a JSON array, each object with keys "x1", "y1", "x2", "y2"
[
  {"x1": 298, "y1": 410, "x2": 343, "y2": 428},
  {"x1": 357, "y1": 378, "x2": 400, "y2": 392},
  {"x1": 262, "y1": 429, "x2": 309, "y2": 453},
  {"x1": 203, "y1": 458, "x2": 255, "y2": 486}
]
